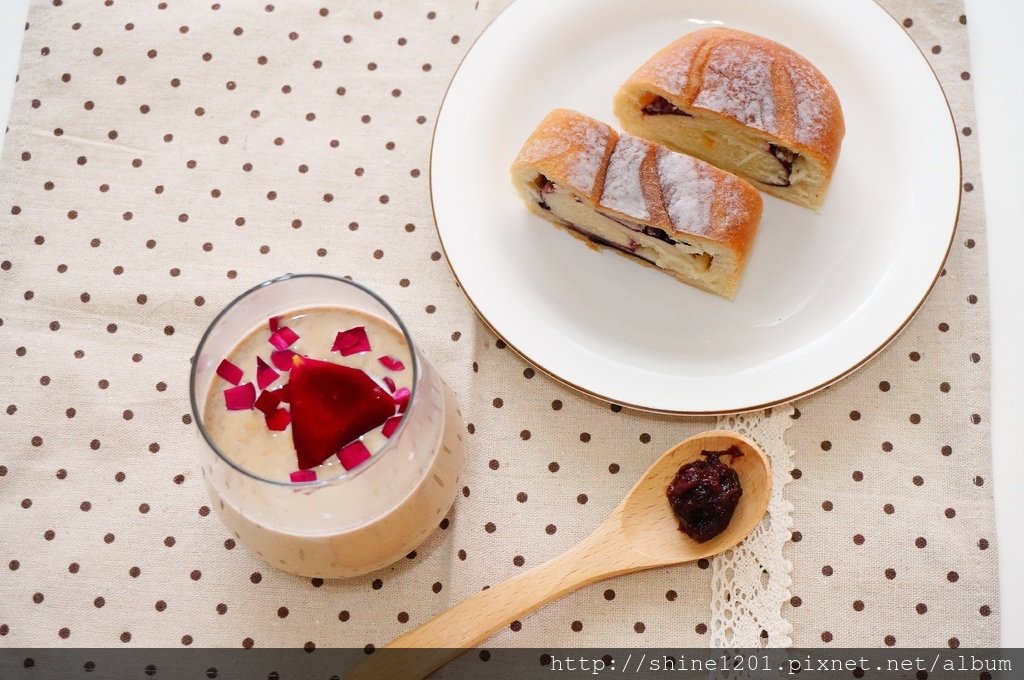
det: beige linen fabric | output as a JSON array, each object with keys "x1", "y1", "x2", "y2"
[{"x1": 0, "y1": 0, "x2": 997, "y2": 651}]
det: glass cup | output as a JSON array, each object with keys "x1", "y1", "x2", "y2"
[{"x1": 189, "y1": 274, "x2": 466, "y2": 578}]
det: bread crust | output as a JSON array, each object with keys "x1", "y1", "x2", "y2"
[
  {"x1": 615, "y1": 28, "x2": 845, "y2": 179},
  {"x1": 511, "y1": 109, "x2": 762, "y2": 264}
]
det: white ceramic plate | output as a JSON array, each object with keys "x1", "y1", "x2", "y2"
[{"x1": 431, "y1": 0, "x2": 959, "y2": 414}]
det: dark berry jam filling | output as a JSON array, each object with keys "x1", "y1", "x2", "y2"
[
  {"x1": 666, "y1": 447, "x2": 743, "y2": 542},
  {"x1": 766, "y1": 144, "x2": 799, "y2": 187},
  {"x1": 641, "y1": 95, "x2": 693, "y2": 117}
]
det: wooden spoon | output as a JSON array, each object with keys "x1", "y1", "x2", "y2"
[{"x1": 346, "y1": 429, "x2": 771, "y2": 680}]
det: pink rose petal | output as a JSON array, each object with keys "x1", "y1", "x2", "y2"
[
  {"x1": 269, "y1": 316, "x2": 282, "y2": 333},
  {"x1": 268, "y1": 327, "x2": 300, "y2": 351},
  {"x1": 331, "y1": 326, "x2": 371, "y2": 356},
  {"x1": 265, "y1": 408, "x2": 291, "y2": 431},
  {"x1": 382, "y1": 376, "x2": 396, "y2": 393},
  {"x1": 271, "y1": 350, "x2": 297, "y2": 372},
  {"x1": 279, "y1": 383, "x2": 291, "y2": 403},
  {"x1": 289, "y1": 469, "x2": 317, "y2": 483},
  {"x1": 378, "y1": 355, "x2": 405, "y2": 372},
  {"x1": 382, "y1": 414, "x2": 403, "y2": 438},
  {"x1": 256, "y1": 357, "x2": 279, "y2": 390},
  {"x1": 338, "y1": 440, "x2": 371, "y2": 471},
  {"x1": 393, "y1": 387, "x2": 411, "y2": 414},
  {"x1": 216, "y1": 359, "x2": 244, "y2": 386},
  {"x1": 254, "y1": 388, "x2": 283, "y2": 416},
  {"x1": 224, "y1": 382, "x2": 256, "y2": 410}
]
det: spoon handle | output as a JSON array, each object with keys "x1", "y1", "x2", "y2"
[{"x1": 345, "y1": 532, "x2": 644, "y2": 680}]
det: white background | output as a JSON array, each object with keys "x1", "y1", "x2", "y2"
[{"x1": 1, "y1": 0, "x2": 1020, "y2": 645}]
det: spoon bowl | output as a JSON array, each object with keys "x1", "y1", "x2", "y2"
[
  {"x1": 347, "y1": 429, "x2": 772, "y2": 680},
  {"x1": 618, "y1": 430, "x2": 771, "y2": 563}
]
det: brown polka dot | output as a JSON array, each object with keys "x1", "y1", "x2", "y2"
[
  {"x1": 512, "y1": 555, "x2": 525, "y2": 567},
  {"x1": 822, "y1": 565, "x2": 833, "y2": 576},
  {"x1": 633, "y1": 622, "x2": 645, "y2": 633},
  {"x1": 885, "y1": 568, "x2": 896, "y2": 579}
]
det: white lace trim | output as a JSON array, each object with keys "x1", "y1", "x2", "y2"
[{"x1": 710, "y1": 406, "x2": 796, "y2": 648}]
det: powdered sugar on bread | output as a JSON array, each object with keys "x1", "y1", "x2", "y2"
[
  {"x1": 520, "y1": 114, "x2": 611, "y2": 196},
  {"x1": 693, "y1": 41, "x2": 778, "y2": 135},
  {"x1": 786, "y1": 60, "x2": 830, "y2": 146},
  {"x1": 643, "y1": 39, "x2": 700, "y2": 96},
  {"x1": 656, "y1": 148, "x2": 714, "y2": 236},
  {"x1": 600, "y1": 134, "x2": 650, "y2": 220}
]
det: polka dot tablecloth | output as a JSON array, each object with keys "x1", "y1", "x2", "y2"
[{"x1": 0, "y1": 0, "x2": 998, "y2": 651}]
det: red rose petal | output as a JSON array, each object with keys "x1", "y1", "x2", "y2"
[
  {"x1": 331, "y1": 326, "x2": 371, "y2": 356},
  {"x1": 382, "y1": 376, "x2": 396, "y2": 393},
  {"x1": 378, "y1": 355, "x2": 405, "y2": 372},
  {"x1": 265, "y1": 408, "x2": 291, "y2": 431},
  {"x1": 216, "y1": 359, "x2": 244, "y2": 385},
  {"x1": 338, "y1": 440, "x2": 371, "y2": 471},
  {"x1": 288, "y1": 356, "x2": 397, "y2": 469},
  {"x1": 254, "y1": 388, "x2": 283, "y2": 415},
  {"x1": 269, "y1": 316, "x2": 282, "y2": 333},
  {"x1": 382, "y1": 414, "x2": 403, "y2": 438},
  {"x1": 271, "y1": 350, "x2": 297, "y2": 371},
  {"x1": 268, "y1": 327, "x2": 300, "y2": 351},
  {"x1": 256, "y1": 357, "x2": 280, "y2": 390},
  {"x1": 224, "y1": 382, "x2": 256, "y2": 410},
  {"x1": 289, "y1": 469, "x2": 316, "y2": 483},
  {"x1": 393, "y1": 387, "x2": 411, "y2": 414}
]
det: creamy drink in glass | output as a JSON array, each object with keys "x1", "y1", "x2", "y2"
[{"x1": 189, "y1": 274, "x2": 465, "y2": 578}]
